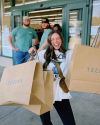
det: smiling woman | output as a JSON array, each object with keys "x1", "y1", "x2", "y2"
[
  {"x1": 34, "y1": 30, "x2": 76, "y2": 125},
  {"x1": 51, "y1": 33, "x2": 62, "y2": 50}
]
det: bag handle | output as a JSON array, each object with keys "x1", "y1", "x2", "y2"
[
  {"x1": 54, "y1": 56, "x2": 69, "y2": 93},
  {"x1": 17, "y1": 53, "x2": 31, "y2": 64},
  {"x1": 27, "y1": 49, "x2": 40, "y2": 62},
  {"x1": 91, "y1": 27, "x2": 100, "y2": 47}
]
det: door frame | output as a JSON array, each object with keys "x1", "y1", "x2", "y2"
[
  {"x1": 10, "y1": 0, "x2": 92, "y2": 64},
  {"x1": 63, "y1": 2, "x2": 88, "y2": 49},
  {"x1": 10, "y1": 0, "x2": 92, "y2": 46}
]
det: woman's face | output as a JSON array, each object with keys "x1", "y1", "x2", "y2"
[
  {"x1": 51, "y1": 33, "x2": 62, "y2": 50},
  {"x1": 53, "y1": 26, "x2": 58, "y2": 30}
]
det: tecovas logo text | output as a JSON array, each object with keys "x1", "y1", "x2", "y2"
[
  {"x1": 5, "y1": 79, "x2": 22, "y2": 85},
  {"x1": 87, "y1": 67, "x2": 100, "y2": 73}
]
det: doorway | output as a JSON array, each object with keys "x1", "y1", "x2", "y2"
[
  {"x1": 29, "y1": 7, "x2": 62, "y2": 48},
  {"x1": 11, "y1": 0, "x2": 91, "y2": 65}
]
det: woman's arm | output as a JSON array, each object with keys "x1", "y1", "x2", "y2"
[{"x1": 28, "y1": 39, "x2": 48, "y2": 54}]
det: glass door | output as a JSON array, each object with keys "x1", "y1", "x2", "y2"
[
  {"x1": 62, "y1": 2, "x2": 88, "y2": 49},
  {"x1": 68, "y1": 9, "x2": 83, "y2": 49},
  {"x1": 11, "y1": 11, "x2": 23, "y2": 29}
]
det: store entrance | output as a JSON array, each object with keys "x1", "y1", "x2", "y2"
[
  {"x1": 29, "y1": 8, "x2": 62, "y2": 48},
  {"x1": 11, "y1": 0, "x2": 90, "y2": 65}
]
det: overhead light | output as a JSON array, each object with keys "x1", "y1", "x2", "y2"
[
  {"x1": 70, "y1": 18, "x2": 77, "y2": 20},
  {"x1": 51, "y1": 8, "x2": 62, "y2": 11},
  {"x1": 30, "y1": 14, "x2": 62, "y2": 18},
  {"x1": 15, "y1": 4, "x2": 23, "y2": 6},
  {"x1": 70, "y1": 12, "x2": 77, "y2": 15},
  {"x1": 31, "y1": 21, "x2": 41, "y2": 23},
  {"x1": 48, "y1": 17, "x2": 62, "y2": 19},
  {"x1": 25, "y1": 1, "x2": 37, "y2": 4},
  {"x1": 38, "y1": 0, "x2": 49, "y2": 2},
  {"x1": 42, "y1": 14, "x2": 62, "y2": 17},
  {"x1": 31, "y1": 17, "x2": 62, "y2": 21},
  {"x1": 70, "y1": 16, "x2": 77, "y2": 18},
  {"x1": 55, "y1": 20, "x2": 62, "y2": 22},
  {"x1": 42, "y1": 14, "x2": 57, "y2": 17},
  {"x1": 4, "y1": 5, "x2": 11, "y2": 8},
  {"x1": 30, "y1": 16, "x2": 41, "y2": 18},
  {"x1": 31, "y1": 19, "x2": 42, "y2": 21},
  {"x1": 29, "y1": 9, "x2": 50, "y2": 13},
  {"x1": 29, "y1": 8, "x2": 62, "y2": 13}
]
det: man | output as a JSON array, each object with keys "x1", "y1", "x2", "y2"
[
  {"x1": 28, "y1": 18, "x2": 52, "y2": 53},
  {"x1": 8, "y1": 16, "x2": 38, "y2": 64}
]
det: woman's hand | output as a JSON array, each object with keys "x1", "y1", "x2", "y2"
[{"x1": 28, "y1": 46, "x2": 36, "y2": 54}]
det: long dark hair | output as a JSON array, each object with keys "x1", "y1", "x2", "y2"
[
  {"x1": 43, "y1": 30, "x2": 66, "y2": 69},
  {"x1": 53, "y1": 24, "x2": 62, "y2": 32}
]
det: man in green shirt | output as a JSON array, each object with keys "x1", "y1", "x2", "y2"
[
  {"x1": 8, "y1": 16, "x2": 38, "y2": 64},
  {"x1": 28, "y1": 18, "x2": 52, "y2": 53}
]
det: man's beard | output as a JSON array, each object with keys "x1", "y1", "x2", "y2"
[
  {"x1": 23, "y1": 23, "x2": 30, "y2": 27},
  {"x1": 42, "y1": 25, "x2": 49, "y2": 29}
]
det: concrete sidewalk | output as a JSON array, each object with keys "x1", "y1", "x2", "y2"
[{"x1": 0, "y1": 66, "x2": 100, "y2": 125}]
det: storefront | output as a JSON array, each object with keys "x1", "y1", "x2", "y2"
[{"x1": 0, "y1": 0, "x2": 100, "y2": 67}]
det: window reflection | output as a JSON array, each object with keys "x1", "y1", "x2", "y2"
[
  {"x1": 68, "y1": 10, "x2": 82, "y2": 49},
  {"x1": 1, "y1": 0, "x2": 12, "y2": 57},
  {"x1": 90, "y1": 0, "x2": 100, "y2": 46}
]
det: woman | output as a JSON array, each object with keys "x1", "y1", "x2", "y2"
[
  {"x1": 53, "y1": 24, "x2": 62, "y2": 32},
  {"x1": 34, "y1": 30, "x2": 76, "y2": 125}
]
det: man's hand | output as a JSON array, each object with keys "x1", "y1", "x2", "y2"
[{"x1": 12, "y1": 47, "x2": 20, "y2": 52}]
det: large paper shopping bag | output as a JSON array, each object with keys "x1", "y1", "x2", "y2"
[
  {"x1": 65, "y1": 44, "x2": 100, "y2": 94},
  {"x1": 22, "y1": 70, "x2": 53, "y2": 115},
  {"x1": 0, "y1": 60, "x2": 45, "y2": 105}
]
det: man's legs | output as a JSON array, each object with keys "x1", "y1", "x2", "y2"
[
  {"x1": 40, "y1": 111, "x2": 53, "y2": 125},
  {"x1": 53, "y1": 99, "x2": 76, "y2": 125},
  {"x1": 14, "y1": 51, "x2": 25, "y2": 64}
]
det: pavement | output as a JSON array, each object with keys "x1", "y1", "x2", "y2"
[{"x1": 0, "y1": 66, "x2": 100, "y2": 125}]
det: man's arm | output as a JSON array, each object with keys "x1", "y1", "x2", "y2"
[
  {"x1": 28, "y1": 39, "x2": 48, "y2": 54},
  {"x1": 37, "y1": 39, "x2": 48, "y2": 53},
  {"x1": 8, "y1": 35, "x2": 19, "y2": 52}
]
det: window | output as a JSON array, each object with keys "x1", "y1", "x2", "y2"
[
  {"x1": 90, "y1": 0, "x2": 100, "y2": 46},
  {"x1": 0, "y1": 0, "x2": 12, "y2": 57}
]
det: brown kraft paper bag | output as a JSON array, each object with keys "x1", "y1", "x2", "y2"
[
  {"x1": 22, "y1": 70, "x2": 53, "y2": 115},
  {"x1": 0, "y1": 60, "x2": 45, "y2": 106},
  {"x1": 65, "y1": 44, "x2": 100, "y2": 94}
]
